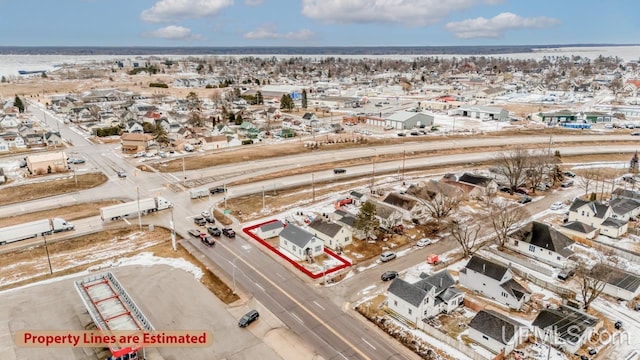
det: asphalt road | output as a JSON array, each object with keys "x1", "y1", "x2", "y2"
[{"x1": 3, "y1": 102, "x2": 636, "y2": 359}]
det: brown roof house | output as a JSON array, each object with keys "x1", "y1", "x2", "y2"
[{"x1": 121, "y1": 133, "x2": 154, "y2": 154}]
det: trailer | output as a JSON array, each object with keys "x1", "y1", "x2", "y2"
[
  {"x1": 100, "y1": 197, "x2": 173, "y2": 221},
  {"x1": 190, "y1": 188, "x2": 209, "y2": 199},
  {"x1": 0, "y1": 218, "x2": 75, "y2": 245}
]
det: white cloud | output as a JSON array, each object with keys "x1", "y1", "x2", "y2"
[
  {"x1": 141, "y1": 0, "x2": 234, "y2": 23},
  {"x1": 445, "y1": 12, "x2": 560, "y2": 39},
  {"x1": 244, "y1": 0, "x2": 263, "y2": 5},
  {"x1": 301, "y1": 0, "x2": 502, "y2": 26},
  {"x1": 244, "y1": 25, "x2": 314, "y2": 40},
  {"x1": 144, "y1": 25, "x2": 203, "y2": 40}
]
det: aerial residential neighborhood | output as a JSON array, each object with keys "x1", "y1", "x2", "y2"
[{"x1": 1, "y1": 8, "x2": 640, "y2": 359}]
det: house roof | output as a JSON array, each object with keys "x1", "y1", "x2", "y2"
[
  {"x1": 612, "y1": 188, "x2": 640, "y2": 201},
  {"x1": 416, "y1": 270, "x2": 456, "y2": 296},
  {"x1": 463, "y1": 255, "x2": 509, "y2": 281},
  {"x1": 500, "y1": 278, "x2": 530, "y2": 300},
  {"x1": 569, "y1": 199, "x2": 610, "y2": 219},
  {"x1": 350, "y1": 191, "x2": 364, "y2": 199},
  {"x1": 336, "y1": 214, "x2": 355, "y2": 227},
  {"x1": 302, "y1": 112, "x2": 315, "y2": 120},
  {"x1": 469, "y1": 310, "x2": 525, "y2": 344},
  {"x1": 259, "y1": 220, "x2": 284, "y2": 232},
  {"x1": 532, "y1": 305, "x2": 599, "y2": 344},
  {"x1": 512, "y1": 221, "x2": 575, "y2": 258},
  {"x1": 387, "y1": 278, "x2": 427, "y2": 307},
  {"x1": 279, "y1": 223, "x2": 316, "y2": 249},
  {"x1": 375, "y1": 202, "x2": 400, "y2": 219},
  {"x1": 386, "y1": 111, "x2": 433, "y2": 123},
  {"x1": 308, "y1": 218, "x2": 343, "y2": 238},
  {"x1": 561, "y1": 221, "x2": 597, "y2": 234},
  {"x1": 383, "y1": 193, "x2": 417, "y2": 211},
  {"x1": 591, "y1": 263, "x2": 640, "y2": 293},
  {"x1": 600, "y1": 217, "x2": 627, "y2": 228},
  {"x1": 121, "y1": 133, "x2": 152, "y2": 141},
  {"x1": 458, "y1": 173, "x2": 494, "y2": 187},
  {"x1": 610, "y1": 197, "x2": 640, "y2": 215}
]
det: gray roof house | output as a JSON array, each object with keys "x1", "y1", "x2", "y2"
[
  {"x1": 386, "y1": 270, "x2": 463, "y2": 328},
  {"x1": 590, "y1": 263, "x2": 640, "y2": 301},
  {"x1": 612, "y1": 187, "x2": 640, "y2": 201},
  {"x1": 256, "y1": 220, "x2": 285, "y2": 239},
  {"x1": 308, "y1": 218, "x2": 352, "y2": 250},
  {"x1": 559, "y1": 221, "x2": 599, "y2": 240},
  {"x1": 459, "y1": 255, "x2": 531, "y2": 310},
  {"x1": 278, "y1": 223, "x2": 324, "y2": 261},
  {"x1": 568, "y1": 199, "x2": 628, "y2": 238},
  {"x1": 385, "y1": 110, "x2": 434, "y2": 130},
  {"x1": 532, "y1": 305, "x2": 601, "y2": 354},
  {"x1": 610, "y1": 197, "x2": 640, "y2": 221},
  {"x1": 509, "y1": 222, "x2": 575, "y2": 268},
  {"x1": 372, "y1": 201, "x2": 403, "y2": 231},
  {"x1": 457, "y1": 172, "x2": 498, "y2": 198},
  {"x1": 468, "y1": 310, "x2": 527, "y2": 355}
]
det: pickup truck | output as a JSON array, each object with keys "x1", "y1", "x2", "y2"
[
  {"x1": 222, "y1": 228, "x2": 236, "y2": 238},
  {"x1": 207, "y1": 226, "x2": 221, "y2": 236},
  {"x1": 200, "y1": 234, "x2": 215, "y2": 247},
  {"x1": 188, "y1": 229, "x2": 203, "y2": 238}
]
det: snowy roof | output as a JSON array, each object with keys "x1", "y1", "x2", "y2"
[
  {"x1": 469, "y1": 310, "x2": 525, "y2": 345},
  {"x1": 385, "y1": 110, "x2": 434, "y2": 123}
]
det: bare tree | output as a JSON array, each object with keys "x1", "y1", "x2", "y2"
[
  {"x1": 525, "y1": 151, "x2": 552, "y2": 193},
  {"x1": 577, "y1": 168, "x2": 600, "y2": 195},
  {"x1": 448, "y1": 220, "x2": 483, "y2": 258},
  {"x1": 422, "y1": 193, "x2": 461, "y2": 225},
  {"x1": 494, "y1": 147, "x2": 529, "y2": 194},
  {"x1": 576, "y1": 260, "x2": 612, "y2": 310},
  {"x1": 489, "y1": 203, "x2": 528, "y2": 250}
]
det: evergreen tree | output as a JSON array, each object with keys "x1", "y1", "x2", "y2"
[
  {"x1": 256, "y1": 91, "x2": 264, "y2": 105},
  {"x1": 301, "y1": 89, "x2": 308, "y2": 109},
  {"x1": 185, "y1": 91, "x2": 201, "y2": 111},
  {"x1": 354, "y1": 201, "x2": 379, "y2": 241},
  {"x1": 279, "y1": 94, "x2": 294, "y2": 111},
  {"x1": 228, "y1": 112, "x2": 236, "y2": 124},
  {"x1": 14, "y1": 96, "x2": 25, "y2": 113},
  {"x1": 235, "y1": 114, "x2": 243, "y2": 125},
  {"x1": 153, "y1": 123, "x2": 170, "y2": 146}
]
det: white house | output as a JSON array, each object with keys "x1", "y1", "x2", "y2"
[
  {"x1": 459, "y1": 255, "x2": 531, "y2": 310},
  {"x1": 0, "y1": 114, "x2": 20, "y2": 128},
  {"x1": 468, "y1": 310, "x2": 527, "y2": 355},
  {"x1": 0, "y1": 138, "x2": 9, "y2": 152},
  {"x1": 610, "y1": 197, "x2": 640, "y2": 221},
  {"x1": 591, "y1": 263, "x2": 640, "y2": 301},
  {"x1": 532, "y1": 305, "x2": 601, "y2": 354},
  {"x1": 568, "y1": 199, "x2": 628, "y2": 238},
  {"x1": 508, "y1": 222, "x2": 575, "y2": 268},
  {"x1": 372, "y1": 202, "x2": 404, "y2": 231},
  {"x1": 256, "y1": 220, "x2": 285, "y2": 239},
  {"x1": 381, "y1": 192, "x2": 425, "y2": 221},
  {"x1": 278, "y1": 223, "x2": 324, "y2": 261},
  {"x1": 307, "y1": 218, "x2": 352, "y2": 250},
  {"x1": 386, "y1": 270, "x2": 464, "y2": 328},
  {"x1": 559, "y1": 221, "x2": 599, "y2": 240},
  {"x1": 457, "y1": 172, "x2": 498, "y2": 198}
]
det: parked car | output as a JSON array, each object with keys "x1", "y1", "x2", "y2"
[
  {"x1": 222, "y1": 228, "x2": 236, "y2": 238},
  {"x1": 561, "y1": 180, "x2": 574, "y2": 188},
  {"x1": 193, "y1": 216, "x2": 207, "y2": 226},
  {"x1": 564, "y1": 171, "x2": 576, "y2": 177},
  {"x1": 615, "y1": 320, "x2": 623, "y2": 330},
  {"x1": 588, "y1": 348, "x2": 597, "y2": 356},
  {"x1": 557, "y1": 268, "x2": 575, "y2": 280},
  {"x1": 518, "y1": 196, "x2": 532, "y2": 204},
  {"x1": 397, "y1": 132, "x2": 406, "y2": 137},
  {"x1": 499, "y1": 186, "x2": 511, "y2": 193},
  {"x1": 632, "y1": 132, "x2": 640, "y2": 136},
  {"x1": 207, "y1": 226, "x2": 221, "y2": 236},
  {"x1": 133, "y1": 151, "x2": 146, "y2": 158},
  {"x1": 68, "y1": 158, "x2": 85, "y2": 164},
  {"x1": 333, "y1": 168, "x2": 347, "y2": 174},
  {"x1": 238, "y1": 310, "x2": 259, "y2": 327},
  {"x1": 117, "y1": 171, "x2": 127, "y2": 178},
  {"x1": 201, "y1": 210, "x2": 211, "y2": 218},
  {"x1": 380, "y1": 251, "x2": 397, "y2": 262},
  {"x1": 200, "y1": 234, "x2": 215, "y2": 247},
  {"x1": 209, "y1": 187, "x2": 226, "y2": 194},
  {"x1": 550, "y1": 202, "x2": 564, "y2": 210},
  {"x1": 381, "y1": 271, "x2": 399, "y2": 281},
  {"x1": 188, "y1": 229, "x2": 202, "y2": 238},
  {"x1": 416, "y1": 238, "x2": 432, "y2": 247},
  {"x1": 515, "y1": 187, "x2": 530, "y2": 195}
]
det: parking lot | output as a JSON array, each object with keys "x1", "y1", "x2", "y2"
[{"x1": 0, "y1": 265, "x2": 284, "y2": 360}]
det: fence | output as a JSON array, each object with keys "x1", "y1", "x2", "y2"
[
  {"x1": 484, "y1": 249, "x2": 576, "y2": 299},
  {"x1": 419, "y1": 321, "x2": 491, "y2": 360}
]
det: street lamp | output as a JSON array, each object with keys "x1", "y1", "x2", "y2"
[
  {"x1": 136, "y1": 186, "x2": 142, "y2": 231},
  {"x1": 322, "y1": 265, "x2": 327, "y2": 287}
]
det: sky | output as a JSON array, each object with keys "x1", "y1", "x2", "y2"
[{"x1": 0, "y1": 0, "x2": 637, "y2": 47}]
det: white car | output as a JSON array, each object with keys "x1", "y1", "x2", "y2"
[
  {"x1": 550, "y1": 202, "x2": 564, "y2": 210},
  {"x1": 201, "y1": 211, "x2": 211, "y2": 218},
  {"x1": 416, "y1": 238, "x2": 433, "y2": 247}
]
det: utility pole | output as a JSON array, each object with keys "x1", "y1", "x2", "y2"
[
  {"x1": 170, "y1": 206, "x2": 176, "y2": 251},
  {"x1": 312, "y1": 173, "x2": 315, "y2": 202},
  {"x1": 182, "y1": 156, "x2": 186, "y2": 180},
  {"x1": 370, "y1": 153, "x2": 376, "y2": 192},
  {"x1": 43, "y1": 234, "x2": 53, "y2": 275},
  {"x1": 262, "y1": 186, "x2": 265, "y2": 210},
  {"x1": 401, "y1": 150, "x2": 406, "y2": 181}
]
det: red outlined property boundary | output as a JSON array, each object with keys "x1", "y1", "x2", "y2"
[{"x1": 243, "y1": 219, "x2": 351, "y2": 279}]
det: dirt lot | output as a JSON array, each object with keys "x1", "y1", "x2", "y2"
[
  {"x1": 0, "y1": 226, "x2": 239, "y2": 304},
  {"x1": 0, "y1": 173, "x2": 108, "y2": 206},
  {"x1": 0, "y1": 200, "x2": 120, "y2": 227}
]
